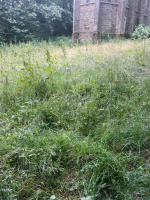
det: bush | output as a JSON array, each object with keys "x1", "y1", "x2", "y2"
[{"x1": 132, "y1": 24, "x2": 150, "y2": 39}]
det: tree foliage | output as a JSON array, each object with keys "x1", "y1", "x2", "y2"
[{"x1": 0, "y1": 0, "x2": 73, "y2": 42}]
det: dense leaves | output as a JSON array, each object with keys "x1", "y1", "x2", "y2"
[
  {"x1": 0, "y1": 0, "x2": 73, "y2": 42},
  {"x1": 132, "y1": 24, "x2": 150, "y2": 39}
]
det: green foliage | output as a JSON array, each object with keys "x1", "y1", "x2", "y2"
[
  {"x1": 39, "y1": 102, "x2": 59, "y2": 128},
  {"x1": 132, "y1": 24, "x2": 150, "y2": 39},
  {"x1": 0, "y1": 0, "x2": 73, "y2": 43},
  {"x1": 0, "y1": 39, "x2": 150, "y2": 199},
  {"x1": 81, "y1": 152, "x2": 127, "y2": 199}
]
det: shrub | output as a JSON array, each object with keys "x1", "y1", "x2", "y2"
[{"x1": 132, "y1": 24, "x2": 150, "y2": 39}]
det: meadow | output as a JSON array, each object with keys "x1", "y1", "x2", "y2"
[{"x1": 0, "y1": 38, "x2": 150, "y2": 200}]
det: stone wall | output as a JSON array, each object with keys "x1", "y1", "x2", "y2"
[
  {"x1": 99, "y1": 2, "x2": 118, "y2": 35},
  {"x1": 139, "y1": 0, "x2": 150, "y2": 26},
  {"x1": 125, "y1": 0, "x2": 139, "y2": 36},
  {"x1": 80, "y1": 3, "x2": 95, "y2": 33},
  {"x1": 146, "y1": 1, "x2": 150, "y2": 25},
  {"x1": 73, "y1": 0, "x2": 150, "y2": 43}
]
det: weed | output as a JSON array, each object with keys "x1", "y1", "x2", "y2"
[{"x1": 0, "y1": 38, "x2": 150, "y2": 199}]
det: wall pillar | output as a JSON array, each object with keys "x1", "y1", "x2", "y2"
[{"x1": 72, "y1": 0, "x2": 80, "y2": 42}]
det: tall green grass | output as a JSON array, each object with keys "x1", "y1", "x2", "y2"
[{"x1": 0, "y1": 38, "x2": 150, "y2": 199}]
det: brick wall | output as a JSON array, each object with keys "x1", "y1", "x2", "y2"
[
  {"x1": 72, "y1": 0, "x2": 80, "y2": 42},
  {"x1": 73, "y1": 0, "x2": 150, "y2": 43},
  {"x1": 99, "y1": 2, "x2": 118, "y2": 35},
  {"x1": 80, "y1": 3, "x2": 95, "y2": 33}
]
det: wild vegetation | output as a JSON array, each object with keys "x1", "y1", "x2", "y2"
[
  {"x1": 132, "y1": 24, "x2": 150, "y2": 39},
  {"x1": 0, "y1": 38, "x2": 150, "y2": 200},
  {"x1": 0, "y1": 0, "x2": 73, "y2": 43}
]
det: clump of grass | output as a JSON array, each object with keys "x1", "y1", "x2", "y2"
[{"x1": 0, "y1": 38, "x2": 150, "y2": 199}]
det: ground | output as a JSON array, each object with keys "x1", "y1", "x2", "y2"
[{"x1": 0, "y1": 38, "x2": 150, "y2": 200}]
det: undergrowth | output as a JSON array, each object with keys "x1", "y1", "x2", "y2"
[{"x1": 0, "y1": 38, "x2": 150, "y2": 200}]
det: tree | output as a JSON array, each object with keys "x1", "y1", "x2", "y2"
[{"x1": 0, "y1": 0, "x2": 73, "y2": 42}]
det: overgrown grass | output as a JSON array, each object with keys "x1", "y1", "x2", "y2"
[{"x1": 0, "y1": 38, "x2": 150, "y2": 200}]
